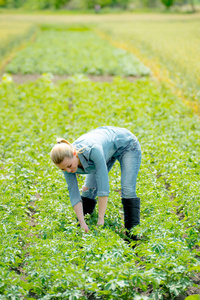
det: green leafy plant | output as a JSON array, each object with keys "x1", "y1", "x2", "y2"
[
  {"x1": 5, "y1": 26, "x2": 150, "y2": 76},
  {"x1": 161, "y1": 0, "x2": 174, "y2": 8},
  {"x1": 0, "y1": 73, "x2": 199, "y2": 299},
  {"x1": 185, "y1": 295, "x2": 200, "y2": 300}
]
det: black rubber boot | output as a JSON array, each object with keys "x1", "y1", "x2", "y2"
[
  {"x1": 82, "y1": 196, "x2": 97, "y2": 216},
  {"x1": 122, "y1": 197, "x2": 140, "y2": 242}
]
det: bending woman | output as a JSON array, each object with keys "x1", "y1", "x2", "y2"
[{"x1": 50, "y1": 126, "x2": 142, "y2": 240}]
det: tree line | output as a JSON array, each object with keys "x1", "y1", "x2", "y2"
[{"x1": 0, "y1": 0, "x2": 198, "y2": 10}]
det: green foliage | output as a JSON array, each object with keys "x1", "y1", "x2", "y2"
[
  {"x1": 0, "y1": 73, "x2": 199, "y2": 298},
  {"x1": 23, "y1": 0, "x2": 70, "y2": 10},
  {"x1": 161, "y1": 0, "x2": 174, "y2": 7},
  {"x1": 138, "y1": 0, "x2": 160, "y2": 8},
  {"x1": 0, "y1": 0, "x2": 131, "y2": 9},
  {"x1": 3, "y1": 0, "x2": 26, "y2": 8},
  {"x1": 0, "y1": 0, "x2": 71, "y2": 9},
  {"x1": 6, "y1": 27, "x2": 150, "y2": 76},
  {"x1": 84, "y1": 0, "x2": 130, "y2": 8},
  {"x1": 0, "y1": 21, "x2": 36, "y2": 66},
  {"x1": 1, "y1": 0, "x2": 199, "y2": 9},
  {"x1": 185, "y1": 295, "x2": 200, "y2": 300}
]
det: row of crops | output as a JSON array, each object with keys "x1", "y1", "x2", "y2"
[
  {"x1": 0, "y1": 23, "x2": 200, "y2": 299},
  {"x1": 4, "y1": 25, "x2": 150, "y2": 77},
  {"x1": 0, "y1": 19, "x2": 36, "y2": 69}
]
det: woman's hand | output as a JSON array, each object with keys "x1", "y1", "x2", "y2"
[
  {"x1": 74, "y1": 202, "x2": 89, "y2": 233},
  {"x1": 97, "y1": 217, "x2": 104, "y2": 226},
  {"x1": 80, "y1": 221, "x2": 89, "y2": 233}
]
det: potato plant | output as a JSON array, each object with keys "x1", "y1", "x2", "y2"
[
  {"x1": 0, "y1": 73, "x2": 199, "y2": 299},
  {"x1": 5, "y1": 26, "x2": 150, "y2": 77}
]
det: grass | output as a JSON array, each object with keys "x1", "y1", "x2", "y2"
[{"x1": 1, "y1": 11, "x2": 200, "y2": 22}]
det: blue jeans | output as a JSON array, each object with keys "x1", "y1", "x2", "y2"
[{"x1": 82, "y1": 140, "x2": 141, "y2": 199}]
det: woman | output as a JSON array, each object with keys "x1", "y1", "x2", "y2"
[{"x1": 50, "y1": 126, "x2": 141, "y2": 241}]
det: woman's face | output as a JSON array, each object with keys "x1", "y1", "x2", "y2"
[{"x1": 56, "y1": 154, "x2": 79, "y2": 173}]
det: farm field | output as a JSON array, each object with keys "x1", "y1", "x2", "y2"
[
  {"x1": 1, "y1": 12, "x2": 200, "y2": 111},
  {"x1": 1, "y1": 73, "x2": 200, "y2": 299},
  {"x1": 96, "y1": 16, "x2": 200, "y2": 107},
  {"x1": 0, "y1": 19, "x2": 36, "y2": 70},
  {"x1": 5, "y1": 25, "x2": 149, "y2": 76},
  {"x1": 0, "y1": 11, "x2": 200, "y2": 300}
]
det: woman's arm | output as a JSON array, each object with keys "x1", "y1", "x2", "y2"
[
  {"x1": 89, "y1": 145, "x2": 110, "y2": 226},
  {"x1": 73, "y1": 202, "x2": 89, "y2": 233},
  {"x1": 63, "y1": 172, "x2": 82, "y2": 207},
  {"x1": 97, "y1": 196, "x2": 108, "y2": 226}
]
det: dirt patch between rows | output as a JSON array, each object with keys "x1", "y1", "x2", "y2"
[{"x1": 8, "y1": 74, "x2": 142, "y2": 84}]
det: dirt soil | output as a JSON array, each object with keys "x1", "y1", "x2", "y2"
[{"x1": 8, "y1": 74, "x2": 141, "y2": 84}]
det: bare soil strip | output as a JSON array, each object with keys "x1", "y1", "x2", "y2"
[{"x1": 6, "y1": 74, "x2": 142, "y2": 84}]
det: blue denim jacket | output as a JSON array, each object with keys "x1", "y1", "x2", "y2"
[{"x1": 63, "y1": 126, "x2": 138, "y2": 207}]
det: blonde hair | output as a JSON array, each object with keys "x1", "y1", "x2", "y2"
[{"x1": 50, "y1": 138, "x2": 74, "y2": 164}]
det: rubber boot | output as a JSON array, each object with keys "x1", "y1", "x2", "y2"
[
  {"x1": 82, "y1": 196, "x2": 97, "y2": 216},
  {"x1": 122, "y1": 197, "x2": 140, "y2": 242}
]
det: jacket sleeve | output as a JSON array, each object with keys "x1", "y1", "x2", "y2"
[
  {"x1": 89, "y1": 144, "x2": 109, "y2": 197},
  {"x1": 63, "y1": 172, "x2": 82, "y2": 207}
]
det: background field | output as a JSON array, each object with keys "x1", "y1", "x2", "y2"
[
  {"x1": 0, "y1": 11, "x2": 200, "y2": 300},
  {"x1": 0, "y1": 19, "x2": 36, "y2": 70},
  {"x1": 5, "y1": 25, "x2": 150, "y2": 76},
  {"x1": 1, "y1": 12, "x2": 200, "y2": 110},
  {"x1": 97, "y1": 16, "x2": 200, "y2": 106}
]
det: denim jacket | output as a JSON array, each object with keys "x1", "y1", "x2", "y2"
[{"x1": 63, "y1": 126, "x2": 138, "y2": 207}]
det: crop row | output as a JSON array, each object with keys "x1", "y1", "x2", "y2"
[
  {"x1": 0, "y1": 19, "x2": 36, "y2": 69},
  {"x1": 5, "y1": 25, "x2": 150, "y2": 77},
  {"x1": 0, "y1": 74, "x2": 199, "y2": 299}
]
